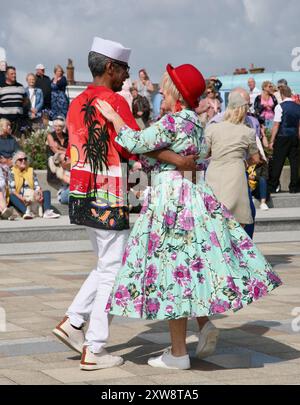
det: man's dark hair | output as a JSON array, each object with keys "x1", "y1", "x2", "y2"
[
  {"x1": 277, "y1": 78, "x2": 288, "y2": 87},
  {"x1": 6, "y1": 66, "x2": 16, "y2": 72},
  {"x1": 280, "y1": 85, "x2": 292, "y2": 98},
  {"x1": 88, "y1": 51, "x2": 112, "y2": 78}
]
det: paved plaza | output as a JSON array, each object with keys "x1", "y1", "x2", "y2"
[{"x1": 0, "y1": 241, "x2": 299, "y2": 385}]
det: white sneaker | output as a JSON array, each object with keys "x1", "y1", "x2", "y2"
[
  {"x1": 43, "y1": 209, "x2": 60, "y2": 219},
  {"x1": 260, "y1": 202, "x2": 269, "y2": 211},
  {"x1": 80, "y1": 346, "x2": 124, "y2": 370},
  {"x1": 52, "y1": 316, "x2": 85, "y2": 354},
  {"x1": 23, "y1": 208, "x2": 34, "y2": 219},
  {"x1": 148, "y1": 349, "x2": 191, "y2": 370},
  {"x1": 195, "y1": 321, "x2": 219, "y2": 359}
]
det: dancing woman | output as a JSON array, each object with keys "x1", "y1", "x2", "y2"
[{"x1": 97, "y1": 64, "x2": 282, "y2": 370}]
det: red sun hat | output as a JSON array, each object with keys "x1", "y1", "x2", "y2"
[{"x1": 166, "y1": 63, "x2": 206, "y2": 108}]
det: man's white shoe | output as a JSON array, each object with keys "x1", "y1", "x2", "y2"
[
  {"x1": 260, "y1": 202, "x2": 269, "y2": 211},
  {"x1": 43, "y1": 209, "x2": 60, "y2": 219},
  {"x1": 80, "y1": 346, "x2": 124, "y2": 370},
  {"x1": 148, "y1": 349, "x2": 191, "y2": 370},
  {"x1": 195, "y1": 321, "x2": 219, "y2": 359},
  {"x1": 52, "y1": 316, "x2": 85, "y2": 354}
]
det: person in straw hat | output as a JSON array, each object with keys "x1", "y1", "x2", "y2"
[{"x1": 96, "y1": 64, "x2": 282, "y2": 370}]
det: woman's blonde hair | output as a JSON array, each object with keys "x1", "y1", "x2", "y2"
[
  {"x1": 160, "y1": 71, "x2": 188, "y2": 107},
  {"x1": 0, "y1": 118, "x2": 11, "y2": 134},
  {"x1": 54, "y1": 64, "x2": 64, "y2": 75},
  {"x1": 224, "y1": 105, "x2": 248, "y2": 125},
  {"x1": 262, "y1": 81, "x2": 273, "y2": 91}
]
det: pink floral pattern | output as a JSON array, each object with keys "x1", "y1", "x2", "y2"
[{"x1": 107, "y1": 109, "x2": 282, "y2": 320}]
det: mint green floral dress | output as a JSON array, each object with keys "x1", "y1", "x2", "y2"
[{"x1": 107, "y1": 109, "x2": 282, "y2": 320}]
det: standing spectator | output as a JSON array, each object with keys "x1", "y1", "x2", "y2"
[
  {"x1": 9, "y1": 150, "x2": 60, "y2": 219},
  {"x1": 196, "y1": 85, "x2": 221, "y2": 127},
  {"x1": 134, "y1": 68, "x2": 154, "y2": 110},
  {"x1": 0, "y1": 66, "x2": 27, "y2": 135},
  {"x1": 25, "y1": 73, "x2": 44, "y2": 124},
  {"x1": 0, "y1": 47, "x2": 7, "y2": 87},
  {"x1": 254, "y1": 81, "x2": 277, "y2": 129},
  {"x1": 46, "y1": 117, "x2": 68, "y2": 189},
  {"x1": 50, "y1": 64, "x2": 69, "y2": 119},
  {"x1": 117, "y1": 78, "x2": 133, "y2": 111},
  {"x1": 248, "y1": 77, "x2": 260, "y2": 113},
  {"x1": 274, "y1": 79, "x2": 288, "y2": 104},
  {"x1": 268, "y1": 85, "x2": 300, "y2": 194},
  {"x1": 205, "y1": 92, "x2": 260, "y2": 227},
  {"x1": 152, "y1": 92, "x2": 163, "y2": 121},
  {"x1": 130, "y1": 87, "x2": 150, "y2": 129},
  {"x1": 208, "y1": 76, "x2": 223, "y2": 103},
  {"x1": 35, "y1": 64, "x2": 52, "y2": 111}
]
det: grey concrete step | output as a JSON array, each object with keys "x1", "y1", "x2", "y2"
[
  {"x1": 0, "y1": 240, "x2": 92, "y2": 256},
  {"x1": 262, "y1": 193, "x2": 300, "y2": 209},
  {"x1": 1, "y1": 208, "x2": 300, "y2": 245},
  {"x1": 255, "y1": 207, "x2": 300, "y2": 232}
]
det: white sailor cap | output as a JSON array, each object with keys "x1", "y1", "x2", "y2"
[
  {"x1": 35, "y1": 63, "x2": 45, "y2": 70},
  {"x1": 90, "y1": 37, "x2": 131, "y2": 64}
]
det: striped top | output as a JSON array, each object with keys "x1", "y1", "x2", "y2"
[{"x1": 0, "y1": 82, "x2": 26, "y2": 120}]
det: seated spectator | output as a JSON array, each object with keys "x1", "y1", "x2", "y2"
[
  {"x1": 25, "y1": 73, "x2": 44, "y2": 124},
  {"x1": 46, "y1": 117, "x2": 68, "y2": 189},
  {"x1": 48, "y1": 152, "x2": 70, "y2": 205},
  {"x1": 247, "y1": 152, "x2": 269, "y2": 210},
  {"x1": 196, "y1": 85, "x2": 221, "y2": 127},
  {"x1": 8, "y1": 151, "x2": 60, "y2": 219},
  {"x1": 130, "y1": 87, "x2": 150, "y2": 129},
  {"x1": 0, "y1": 118, "x2": 21, "y2": 178},
  {"x1": 0, "y1": 166, "x2": 13, "y2": 219},
  {"x1": 51, "y1": 64, "x2": 69, "y2": 119}
]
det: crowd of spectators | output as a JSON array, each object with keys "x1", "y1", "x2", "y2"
[{"x1": 0, "y1": 43, "x2": 299, "y2": 220}]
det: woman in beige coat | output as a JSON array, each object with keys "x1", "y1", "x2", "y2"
[{"x1": 205, "y1": 93, "x2": 260, "y2": 226}]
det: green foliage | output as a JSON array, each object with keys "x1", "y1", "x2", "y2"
[{"x1": 19, "y1": 129, "x2": 48, "y2": 169}]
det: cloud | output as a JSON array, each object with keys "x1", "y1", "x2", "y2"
[{"x1": 1, "y1": 0, "x2": 299, "y2": 85}]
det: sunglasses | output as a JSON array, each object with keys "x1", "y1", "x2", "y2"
[
  {"x1": 17, "y1": 157, "x2": 27, "y2": 162},
  {"x1": 111, "y1": 59, "x2": 130, "y2": 73}
]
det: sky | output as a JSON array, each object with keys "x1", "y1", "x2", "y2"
[{"x1": 0, "y1": 0, "x2": 299, "y2": 85}]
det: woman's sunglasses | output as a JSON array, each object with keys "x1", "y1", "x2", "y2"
[{"x1": 17, "y1": 157, "x2": 27, "y2": 162}]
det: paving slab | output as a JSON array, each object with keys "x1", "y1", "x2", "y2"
[{"x1": 0, "y1": 243, "x2": 299, "y2": 385}]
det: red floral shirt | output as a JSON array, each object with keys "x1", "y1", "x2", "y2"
[{"x1": 67, "y1": 85, "x2": 139, "y2": 230}]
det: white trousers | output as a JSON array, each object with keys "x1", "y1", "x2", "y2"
[{"x1": 66, "y1": 227, "x2": 129, "y2": 353}]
